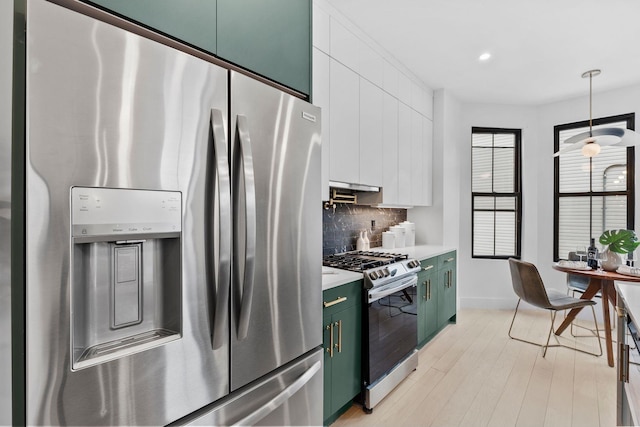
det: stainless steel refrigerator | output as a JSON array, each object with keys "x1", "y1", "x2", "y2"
[{"x1": 4, "y1": 0, "x2": 323, "y2": 425}]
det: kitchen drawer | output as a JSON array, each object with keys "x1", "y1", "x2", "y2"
[
  {"x1": 438, "y1": 251, "x2": 457, "y2": 270},
  {"x1": 420, "y1": 256, "x2": 438, "y2": 272},
  {"x1": 322, "y1": 279, "x2": 362, "y2": 316}
]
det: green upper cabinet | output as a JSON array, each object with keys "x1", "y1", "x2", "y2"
[
  {"x1": 217, "y1": 0, "x2": 311, "y2": 95},
  {"x1": 88, "y1": 0, "x2": 217, "y2": 54}
]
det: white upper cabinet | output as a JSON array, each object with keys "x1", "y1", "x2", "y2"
[
  {"x1": 422, "y1": 116, "x2": 433, "y2": 206},
  {"x1": 330, "y1": 18, "x2": 359, "y2": 73},
  {"x1": 359, "y1": 78, "x2": 383, "y2": 187},
  {"x1": 398, "y1": 73, "x2": 413, "y2": 106},
  {"x1": 313, "y1": 48, "x2": 331, "y2": 200},
  {"x1": 411, "y1": 109, "x2": 424, "y2": 206},
  {"x1": 312, "y1": 3, "x2": 330, "y2": 54},
  {"x1": 397, "y1": 102, "x2": 412, "y2": 205},
  {"x1": 382, "y1": 92, "x2": 399, "y2": 205},
  {"x1": 312, "y1": 1, "x2": 434, "y2": 204},
  {"x1": 329, "y1": 59, "x2": 359, "y2": 184},
  {"x1": 358, "y1": 41, "x2": 383, "y2": 87},
  {"x1": 382, "y1": 60, "x2": 399, "y2": 97}
]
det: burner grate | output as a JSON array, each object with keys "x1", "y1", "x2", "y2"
[{"x1": 323, "y1": 251, "x2": 408, "y2": 272}]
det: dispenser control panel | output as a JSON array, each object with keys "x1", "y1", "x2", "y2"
[{"x1": 71, "y1": 187, "x2": 182, "y2": 237}]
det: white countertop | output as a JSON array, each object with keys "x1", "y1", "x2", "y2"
[
  {"x1": 616, "y1": 282, "x2": 640, "y2": 327},
  {"x1": 322, "y1": 266, "x2": 363, "y2": 291},
  {"x1": 321, "y1": 245, "x2": 457, "y2": 291}
]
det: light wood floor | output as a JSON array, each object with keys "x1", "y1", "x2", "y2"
[{"x1": 332, "y1": 308, "x2": 616, "y2": 427}]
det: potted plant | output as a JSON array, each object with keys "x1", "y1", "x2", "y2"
[{"x1": 598, "y1": 229, "x2": 640, "y2": 271}]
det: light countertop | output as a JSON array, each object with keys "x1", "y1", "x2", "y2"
[
  {"x1": 616, "y1": 281, "x2": 640, "y2": 327},
  {"x1": 322, "y1": 245, "x2": 457, "y2": 291}
]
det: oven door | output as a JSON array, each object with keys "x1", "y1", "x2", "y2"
[{"x1": 365, "y1": 275, "x2": 418, "y2": 385}]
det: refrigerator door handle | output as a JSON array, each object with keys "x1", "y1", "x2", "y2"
[
  {"x1": 209, "y1": 108, "x2": 231, "y2": 350},
  {"x1": 234, "y1": 115, "x2": 257, "y2": 341},
  {"x1": 231, "y1": 360, "x2": 322, "y2": 426}
]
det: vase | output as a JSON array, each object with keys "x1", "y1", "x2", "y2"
[{"x1": 601, "y1": 248, "x2": 623, "y2": 272}]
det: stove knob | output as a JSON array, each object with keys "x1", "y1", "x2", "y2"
[{"x1": 369, "y1": 271, "x2": 378, "y2": 280}]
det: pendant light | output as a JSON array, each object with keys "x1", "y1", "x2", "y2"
[{"x1": 553, "y1": 69, "x2": 640, "y2": 157}]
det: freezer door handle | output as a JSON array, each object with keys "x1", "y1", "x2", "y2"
[
  {"x1": 234, "y1": 115, "x2": 257, "y2": 341},
  {"x1": 231, "y1": 360, "x2": 322, "y2": 426},
  {"x1": 209, "y1": 108, "x2": 231, "y2": 350}
]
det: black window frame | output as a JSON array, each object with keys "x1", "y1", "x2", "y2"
[
  {"x1": 471, "y1": 127, "x2": 523, "y2": 259},
  {"x1": 553, "y1": 113, "x2": 636, "y2": 261}
]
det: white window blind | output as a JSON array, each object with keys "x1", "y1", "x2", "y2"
[
  {"x1": 555, "y1": 117, "x2": 634, "y2": 260},
  {"x1": 472, "y1": 128, "x2": 521, "y2": 258}
]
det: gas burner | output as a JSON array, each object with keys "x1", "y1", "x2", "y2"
[{"x1": 322, "y1": 250, "x2": 408, "y2": 272}]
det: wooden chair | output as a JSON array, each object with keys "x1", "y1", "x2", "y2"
[{"x1": 508, "y1": 258, "x2": 602, "y2": 357}]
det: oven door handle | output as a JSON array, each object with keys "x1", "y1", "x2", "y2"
[{"x1": 368, "y1": 275, "x2": 418, "y2": 303}]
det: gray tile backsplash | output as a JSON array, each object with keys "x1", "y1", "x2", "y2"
[{"x1": 322, "y1": 204, "x2": 407, "y2": 255}]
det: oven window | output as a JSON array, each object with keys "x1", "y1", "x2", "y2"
[{"x1": 366, "y1": 286, "x2": 417, "y2": 384}]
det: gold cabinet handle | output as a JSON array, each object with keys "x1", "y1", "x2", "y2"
[
  {"x1": 327, "y1": 323, "x2": 334, "y2": 358},
  {"x1": 620, "y1": 342, "x2": 630, "y2": 382},
  {"x1": 423, "y1": 265, "x2": 434, "y2": 271},
  {"x1": 445, "y1": 257, "x2": 454, "y2": 263},
  {"x1": 423, "y1": 281, "x2": 428, "y2": 300},
  {"x1": 335, "y1": 320, "x2": 342, "y2": 353},
  {"x1": 428, "y1": 279, "x2": 431, "y2": 300},
  {"x1": 323, "y1": 296, "x2": 347, "y2": 308}
]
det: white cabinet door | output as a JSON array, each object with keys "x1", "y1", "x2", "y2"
[
  {"x1": 330, "y1": 18, "x2": 359, "y2": 73},
  {"x1": 397, "y1": 102, "x2": 412, "y2": 205},
  {"x1": 329, "y1": 59, "x2": 359, "y2": 184},
  {"x1": 312, "y1": 3, "x2": 330, "y2": 54},
  {"x1": 359, "y1": 78, "x2": 383, "y2": 187},
  {"x1": 411, "y1": 109, "x2": 423, "y2": 206},
  {"x1": 382, "y1": 93, "x2": 399, "y2": 205},
  {"x1": 422, "y1": 116, "x2": 433, "y2": 206},
  {"x1": 313, "y1": 48, "x2": 331, "y2": 201},
  {"x1": 359, "y1": 41, "x2": 383, "y2": 88},
  {"x1": 382, "y1": 60, "x2": 399, "y2": 97}
]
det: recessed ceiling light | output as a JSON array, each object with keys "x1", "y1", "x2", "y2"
[{"x1": 479, "y1": 52, "x2": 491, "y2": 61}]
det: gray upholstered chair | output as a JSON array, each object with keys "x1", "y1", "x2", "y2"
[{"x1": 508, "y1": 258, "x2": 602, "y2": 357}]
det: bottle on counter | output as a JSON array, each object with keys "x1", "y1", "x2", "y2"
[
  {"x1": 356, "y1": 230, "x2": 366, "y2": 251},
  {"x1": 363, "y1": 229, "x2": 370, "y2": 250},
  {"x1": 587, "y1": 238, "x2": 598, "y2": 269}
]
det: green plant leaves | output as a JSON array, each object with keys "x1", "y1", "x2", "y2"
[{"x1": 599, "y1": 229, "x2": 640, "y2": 254}]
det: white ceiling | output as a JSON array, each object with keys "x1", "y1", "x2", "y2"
[{"x1": 325, "y1": 0, "x2": 640, "y2": 106}]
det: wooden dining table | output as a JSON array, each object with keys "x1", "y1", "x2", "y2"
[{"x1": 553, "y1": 264, "x2": 640, "y2": 367}]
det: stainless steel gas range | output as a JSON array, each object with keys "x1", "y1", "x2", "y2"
[{"x1": 323, "y1": 251, "x2": 421, "y2": 412}]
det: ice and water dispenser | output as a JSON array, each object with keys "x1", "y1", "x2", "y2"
[{"x1": 70, "y1": 187, "x2": 182, "y2": 370}]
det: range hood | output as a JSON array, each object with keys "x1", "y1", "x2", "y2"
[
  {"x1": 329, "y1": 181, "x2": 380, "y2": 193},
  {"x1": 325, "y1": 181, "x2": 382, "y2": 208}
]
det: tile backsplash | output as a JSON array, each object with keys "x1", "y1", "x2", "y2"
[{"x1": 322, "y1": 204, "x2": 407, "y2": 255}]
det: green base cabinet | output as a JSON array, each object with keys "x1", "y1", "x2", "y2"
[
  {"x1": 417, "y1": 258, "x2": 438, "y2": 344},
  {"x1": 417, "y1": 251, "x2": 457, "y2": 347},
  {"x1": 437, "y1": 252, "x2": 457, "y2": 326},
  {"x1": 322, "y1": 280, "x2": 362, "y2": 425}
]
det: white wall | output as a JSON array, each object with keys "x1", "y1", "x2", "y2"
[{"x1": 457, "y1": 103, "x2": 539, "y2": 308}]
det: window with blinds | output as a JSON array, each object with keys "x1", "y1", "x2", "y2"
[
  {"x1": 553, "y1": 113, "x2": 635, "y2": 261},
  {"x1": 472, "y1": 127, "x2": 522, "y2": 258}
]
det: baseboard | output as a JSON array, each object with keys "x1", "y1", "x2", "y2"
[{"x1": 459, "y1": 297, "x2": 517, "y2": 310}]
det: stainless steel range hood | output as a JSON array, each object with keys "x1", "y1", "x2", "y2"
[
  {"x1": 325, "y1": 181, "x2": 382, "y2": 208},
  {"x1": 329, "y1": 181, "x2": 380, "y2": 193}
]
